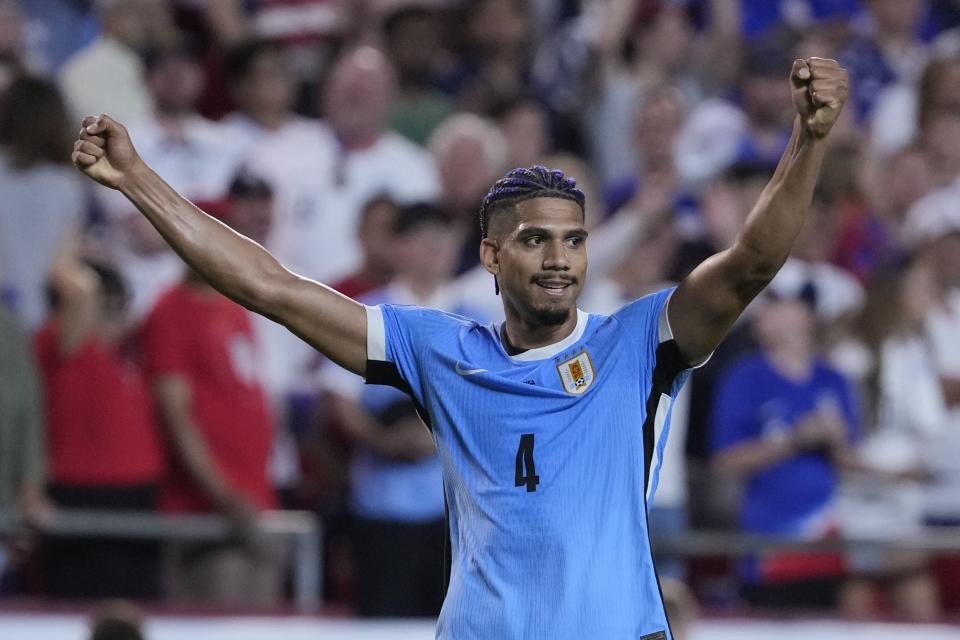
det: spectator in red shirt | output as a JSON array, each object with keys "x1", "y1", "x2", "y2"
[
  {"x1": 35, "y1": 256, "x2": 164, "y2": 599},
  {"x1": 142, "y1": 254, "x2": 282, "y2": 605},
  {"x1": 331, "y1": 194, "x2": 399, "y2": 299}
]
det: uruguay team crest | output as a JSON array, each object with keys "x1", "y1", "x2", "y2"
[{"x1": 556, "y1": 351, "x2": 596, "y2": 395}]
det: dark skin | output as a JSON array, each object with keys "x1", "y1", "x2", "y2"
[{"x1": 71, "y1": 57, "x2": 848, "y2": 385}]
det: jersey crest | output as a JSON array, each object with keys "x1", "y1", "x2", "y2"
[{"x1": 556, "y1": 351, "x2": 596, "y2": 395}]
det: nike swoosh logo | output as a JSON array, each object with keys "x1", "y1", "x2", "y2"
[{"x1": 455, "y1": 362, "x2": 487, "y2": 376}]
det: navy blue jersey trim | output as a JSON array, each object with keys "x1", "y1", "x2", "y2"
[
  {"x1": 642, "y1": 339, "x2": 688, "y2": 494},
  {"x1": 365, "y1": 359, "x2": 434, "y2": 432},
  {"x1": 640, "y1": 338, "x2": 688, "y2": 640}
]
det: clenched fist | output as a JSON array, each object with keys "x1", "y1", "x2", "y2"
[
  {"x1": 791, "y1": 57, "x2": 849, "y2": 139},
  {"x1": 71, "y1": 115, "x2": 143, "y2": 190}
]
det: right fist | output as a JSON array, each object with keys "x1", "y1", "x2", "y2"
[{"x1": 71, "y1": 115, "x2": 141, "y2": 190}]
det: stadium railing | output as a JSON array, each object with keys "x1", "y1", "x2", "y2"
[
  {"x1": 3, "y1": 508, "x2": 960, "y2": 608},
  {"x1": 0, "y1": 509, "x2": 322, "y2": 610}
]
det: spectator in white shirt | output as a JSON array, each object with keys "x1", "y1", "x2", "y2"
[
  {"x1": 219, "y1": 39, "x2": 320, "y2": 152},
  {"x1": 97, "y1": 39, "x2": 247, "y2": 322},
  {"x1": 248, "y1": 45, "x2": 439, "y2": 285},
  {"x1": 58, "y1": 0, "x2": 174, "y2": 124}
]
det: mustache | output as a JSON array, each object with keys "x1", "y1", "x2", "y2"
[{"x1": 531, "y1": 274, "x2": 578, "y2": 285}]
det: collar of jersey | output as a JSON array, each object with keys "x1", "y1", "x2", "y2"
[{"x1": 501, "y1": 308, "x2": 589, "y2": 362}]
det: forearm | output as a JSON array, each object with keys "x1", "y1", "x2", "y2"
[
  {"x1": 166, "y1": 414, "x2": 237, "y2": 505},
  {"x1": 734, "y1": 118, "x2": 828, "y2": 279},
  {"x1": 120, "y1": 163, "x2": 289, "y2": 313},
  {"x1": 712, "y1": 436, "x2": 797, "y2": 478},
  {"x1": 155, "y1": 378, "x2": 238, "y2": 506}
]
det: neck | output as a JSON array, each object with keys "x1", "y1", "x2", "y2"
[
  {"x1": 249, "y1": 109, "x2": 289, "y2": 131},
  {"x1": 502, "y1": 303, "x2": 579, "y2": 352},
  {"x1": 358, "y1": 260, "x2": 394, "y2": 287},
  {"x1": 337, "y1": 130, "x2": 381, "y2": 151},
  {"x1": 766, "y1": 342, "x2": 814, "y2": 381},
  {"x1": 400, "y1": 274, "x2": 442, "y2": 303},
  {"x1": 156, "y1": 110, "x2": 192, "y2": 128}
]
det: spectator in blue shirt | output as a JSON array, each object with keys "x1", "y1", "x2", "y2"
[{"x1": 710, "y1": 276, "x2": 862, "y2": 610}]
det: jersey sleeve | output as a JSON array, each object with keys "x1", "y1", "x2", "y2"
[
  {"x1": 611, "y1": 286, "x2": 711, "y2": 381},
  {"x1": 363, "y1": 303, "x2": 453, "y2": 404}
]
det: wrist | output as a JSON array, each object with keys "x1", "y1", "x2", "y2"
[{"x1": 118, "y1": 159, "x2": 151, "y2": 194}]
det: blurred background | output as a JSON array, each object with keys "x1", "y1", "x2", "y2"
[{"x1": 1, "y1": 0, "x2": 959, "y2": 638}]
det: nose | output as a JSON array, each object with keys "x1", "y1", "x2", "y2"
[{"x1": 542, "y1": 239, "x2": 570, "y2": 271}]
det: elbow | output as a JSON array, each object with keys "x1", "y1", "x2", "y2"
[
  {"x1": 727, "y1": 242, "x2": 785, "y2": 298},
  {"x1": 233, "y1": 261, "x2": 296, "y2": 314}
]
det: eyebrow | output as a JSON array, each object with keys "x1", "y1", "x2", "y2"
[{"x1": 516, "y1": 226, "x2": 589, "y2": 239}]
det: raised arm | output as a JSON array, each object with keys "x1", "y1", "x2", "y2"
[
  {"x1": 71, "y1": 115, "x2": 367, "y2": 375},
  {"x1": 668, "y1": 58, "x2": 849, "y2": 364}
]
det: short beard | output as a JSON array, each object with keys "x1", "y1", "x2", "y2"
[{"x1": 529, "y1": 303, "x2": 570, "y2": 327}]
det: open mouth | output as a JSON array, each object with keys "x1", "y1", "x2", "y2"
[{"x1": 534, "y1": 280, "x2": 574, "y2": 297}]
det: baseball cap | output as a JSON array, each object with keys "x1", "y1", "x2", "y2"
[
  {"x1": 228, "y1": 170, "x2": 274, "y2": 199},
  {"x1": 903, "y1": 185, "x2": 960, "y2": 248}
]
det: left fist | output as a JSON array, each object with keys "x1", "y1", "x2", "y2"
[{"x1": 791, "y1": 57, "x2": 849, "y2": 139}]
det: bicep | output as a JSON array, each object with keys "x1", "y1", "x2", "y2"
[
  {"x1": 668, "y1": 244, "x2": 774, "y2": 365},
  {"x1": 262, "y1": 271, "x2": 368, "y2": 376}
]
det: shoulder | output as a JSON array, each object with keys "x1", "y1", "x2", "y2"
[
  {"x1": 378, "y1": 303, "x2": 480, "y2": 332},
  {"x1": 720, "y1": 351, "x2": 767, "y2": 382},
  {"x1": 376, "y1": 133, "x2": 439, "y2": 178},
  {"x1": 147, "y1": 284, "x2": 190, "y2": 319},
  {"x1": 814, "y1": 360, "x2": 852, "y2": 386},
  {"x1": 607, "y1": 287, "x2": 675, "y2": 330}
]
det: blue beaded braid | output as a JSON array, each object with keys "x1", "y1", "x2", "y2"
[{"x1": 479, "y1": 165, "x2": 586, "y2": 240}]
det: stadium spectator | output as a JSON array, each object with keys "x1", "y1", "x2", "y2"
[
  {"x1": 901, "y1": 187, "x2": 960, "y2": 526},
  {"x1": 249, "y1": 45, "x2": 439, "y2": 285},
  {"x1": 426, "y1": 112, "x2": 508, "y2": 273},
  {"x1": 0, "y1": 300, "x2": 49, "y2": 593},
  {"x1": 914, "y1": 56, "x2": 960, "y2": 188},
  {"x1": 0, "y1": 74, "x2": 86, "y2": 330},
  {"x1": 711, "y1": 275, "x2": 863, "y2": 610},
  {"x1": 19, "y1": 0, "x2": 99, "y2": 74},
  {"x1": 331, "y1": 195, "x2": 400, "y2": 300},
  {"x1": 381, "y1": 2, "x2": 455, "y2": 146},
  {"x1": 0, "y1": 0, "x2": 33, "y2": 87},
  {"x1": 99, "y1": 38, "x2": 248, "y2": 322},
  {"x1": 603, "y1": 85, "x2": 686, "y2": 215},
  {"x1": 129, "y1": 39, "x2": 244, "y2": 202},
  {"x1": 220, "y1": 39, "x2": 319, "y2": 152},
  {"x1": 825, "y1": 138, "x2": 903, "y2": 282},
  {"x1": 58, "y1": 0, "x2": 174, "y2": 124},
  {"x1": 142, "y1": 268, "x2": 281, "y2": 605},
  {"x1": 676, "y1": 32, "x2": 799, "y2": 189},
  {"x1": 454, "y1": 0, "x2": 532, "y2": 114},
  {"x1": 840, "y1": 0, "x2": 929, "y2": 123},
  {"x1": 493, "y1": 97, "x2": 552, "y2": 170},
  {"x1": 323, "y1": 202, "x2": 482, "y2": 617},
  {"x1": 536, "y1": 0, "x2": 738, "y2": 188},
  {"x1": 35, "y1": 256, "x2": 164, "y2": 599},
  {"x1": 836, "y1": 259, "x2": 942, "y2": 621}
]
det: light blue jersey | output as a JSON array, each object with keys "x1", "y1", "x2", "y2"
[{"x1": 365, "y1": 287, "x2": 696, "y2": 640}]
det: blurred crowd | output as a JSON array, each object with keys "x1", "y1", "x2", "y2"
[{"x1": 0, "y1": 0, "x2": 959, "y2": 625}]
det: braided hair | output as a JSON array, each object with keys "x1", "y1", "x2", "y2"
[
  {"x1": 479, "y1": 166, "x2": 586, "y2": 240},
  {"x1": 479, "y1": 166, "x2": 586, "y2": 294}
]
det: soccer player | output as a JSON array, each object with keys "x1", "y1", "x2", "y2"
[{"x1": 71, "y1": 58, "x2": 848, "y2": 639}]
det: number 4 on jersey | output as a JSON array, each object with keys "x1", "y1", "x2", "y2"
[{"x1": 515, "y1": 433, "x2": 540, "y2": 492}]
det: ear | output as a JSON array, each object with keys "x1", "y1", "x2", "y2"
[{"x1": 479, "y1": 237, "x2": 500, "y2": 276}]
